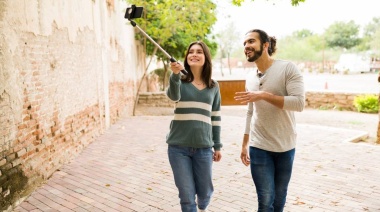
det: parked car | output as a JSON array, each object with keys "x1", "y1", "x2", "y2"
[{"x1": 334, "y1": 53, "x2": 372, "y2": 74}]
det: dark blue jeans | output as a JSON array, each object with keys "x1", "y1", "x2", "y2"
[
  {"x1": 168, "y1": 145, "x2": 213, "y2": 212},
  {"x1": 249, "y1": 147, "x2": 295, "y2": 212}
]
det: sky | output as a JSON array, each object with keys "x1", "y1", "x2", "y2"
[{"x1": 213, "y1": 0, "x2": 379, "y2": 39}]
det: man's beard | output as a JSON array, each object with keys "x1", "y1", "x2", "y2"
[{"x1": 246, "y1": 45, "x2": 263, "y2": 62}]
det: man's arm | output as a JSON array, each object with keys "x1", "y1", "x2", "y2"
[{"x1": 241, "y1": 102, "x2": 253, "y2": 166}]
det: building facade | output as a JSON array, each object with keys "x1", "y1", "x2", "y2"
[{"x1": 0, "y1": 0, "x2": 145, "y2": 210}]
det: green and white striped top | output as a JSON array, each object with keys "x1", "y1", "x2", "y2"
[{"x1": 166, "y1": 73, "x2": 222, "y2": 151}]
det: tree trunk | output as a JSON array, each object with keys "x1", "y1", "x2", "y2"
[
  {"x1": 228, "y1": 52, "x2": 232, "y2": 75},
  {"x1": 132, "y1": 46, "x2": 158, "y2": 116},
  {"x1": 220, "y1": 56, "x2": 224, "y2": 77},
  {"x1": 162, "y1": 61, "x2": 169, "y2": 91}
]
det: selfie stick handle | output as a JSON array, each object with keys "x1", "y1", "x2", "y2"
[{"x1": 130, "y1": 21, "x2": 188, "y2": 75}]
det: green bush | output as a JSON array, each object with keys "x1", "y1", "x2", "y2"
[{"x1": 353, "y1": 94, "x2": 379, "y2": 113}]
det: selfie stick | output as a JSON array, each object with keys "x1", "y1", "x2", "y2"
[{"x1": 129, "y1": 20, "x2": 188, "y2": 75}]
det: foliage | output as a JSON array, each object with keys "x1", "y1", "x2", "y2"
[
  {"x1": 275, "y1": 30, "x2": 334, "y2": 62},
  {"x1": 126, "y1": 0, "x2": 218, "y2": 62},
  {"x1": 353, "y1": 94, "x2": 379, "y2": 113},
  {"x1": 215, "y1": 21, "x2": 241, "y2": 74},
  {"x1": 363, "y1": 17, "x2": 380, "y2": 56},
  {"x1": 292, "y1": 29, "x2": 314, "y2": 38},
  {"x1": 274, "y1": 17, "x2": 380, "y2": 63},
  {"x1": 277, "y1": 36, "x2": 316, "y2": 61},
  {"x1": 324, "y1": 21, "x2": 361, "y2": 50},
  {"x1": 215, "y1": 21, "x2": 241, "y2": 57},
  {"x1": 127, "y1": 0, "x2": 380, "y2": 70},
  {"x1": 231, "y1": 0, "x2": 306, "y2": 6},
  {"x1": 371, "y1": 30, "x2": 380, "y2": 54},
  {"x1": 363, "y1": 17, "x2": 380, "y2": 37}
]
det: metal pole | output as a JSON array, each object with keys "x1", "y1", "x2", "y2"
[
  {"x1": 130, "y1": 20, "x2": 188, "y2": 75},
  {"x1": 131, "y1": 21, "x2": 172, "y2": 60}
]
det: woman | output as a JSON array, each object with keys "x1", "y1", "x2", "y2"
[{"x1": 166, "y1": 41, "x2": 222, "y2": 212}]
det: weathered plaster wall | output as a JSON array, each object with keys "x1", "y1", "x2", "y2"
[{"x1": 0, "y1": 0, "x2": 144, "y2": 210}]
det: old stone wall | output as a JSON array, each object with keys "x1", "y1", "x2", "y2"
[
  {"x1": 138, "y1": 91, "x2": 377, "y2": 112},
  {"x1": 305, "y1": 91, "x2": 367, "y2": 111},
  {"x1": 0, "y1": 0, "x2": 144, "y2": 210}
]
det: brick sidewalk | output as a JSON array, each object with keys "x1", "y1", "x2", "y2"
[{"x1": 12, "y1": 114, "x2": 380, "y2": 212}]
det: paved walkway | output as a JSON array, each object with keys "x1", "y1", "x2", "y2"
[{"x1": 12, "y1": 108, "x2": 380, "y2": 212}]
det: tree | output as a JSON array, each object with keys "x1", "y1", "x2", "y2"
[
  {"x1": 276, "y1": 31, "x2": 321, "y2": 62},
  {"x1": 363, "y1": 17, "x2": 380, "y2": 54},
  {"x1": 292, "y1": 29, "x2": 314, "y2": 39},
  {"x1": 127, "y1": 0, "x2": 217, "y2": 64},
  {"x1": 231, "y1": 0, "x2": 306, "y2": 6},
  {"x1": 215, "y1": 21, "x2": 241, "y2": 75},
  {"x1": 324, "y1": 21, "x2": 361, "y2": 50},
  {"x1": 370, "y1": 30, "x2": 380, "y2": 53},
  {"x1": 126, "y1": 0, "x2": 218, "y2": 114},
  {"x1": 126, "y1": 0, "x2": 217, "y2": 74},
  {"x1": 363, "y1": 17, "x2": 380, "y2": 37}
]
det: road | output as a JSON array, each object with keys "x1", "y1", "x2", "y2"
[
  {"x1": 213, "y1": 68, "x2": 379, "y2": 94},
  {"x1": 303, "y1": 72, "x2": 378, "y2": 93}
]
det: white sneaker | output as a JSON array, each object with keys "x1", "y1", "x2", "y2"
[{"x1": 198, "y1": 209, "x2": 207, "y2": 212}]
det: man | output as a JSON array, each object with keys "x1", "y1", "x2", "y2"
[{"x1": 234, "y1": 29, "x2": 305, "y2": 212}]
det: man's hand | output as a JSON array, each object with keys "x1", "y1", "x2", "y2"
[
  {"x1": 234, "y1": 91, "x2": 263, "y2": 104},
  {"x1": 240, "y1": 147, "x2": 250, "y2": 166}
]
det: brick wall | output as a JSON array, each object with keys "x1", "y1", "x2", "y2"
[
  {"x1": 138, "y1": 92, "x2": 175, "y2": 107},
  {"x1": 305, "y1": 91, "x2": 367, "y2": 111},
  {"x1": 0, "y1": 0, "x2": 144, "y2": 210},
  {"x1": 138, "y1": 91, "x2": 377, "y2": 112}
]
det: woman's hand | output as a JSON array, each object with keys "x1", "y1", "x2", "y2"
[
  {"x1": 213, "y1": 151, "x2": 222, "y2": 162},
  {"x1": 170, "y1": 62, "x2": 184, "y2": 75}
]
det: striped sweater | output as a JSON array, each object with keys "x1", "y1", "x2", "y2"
[{"x1": 166, "y1": 73, "x2": 222, "y2": 151}]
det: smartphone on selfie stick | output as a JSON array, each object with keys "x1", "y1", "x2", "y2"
[{"x1": 124, "y1": 5, "x2": 188, "y2": 75}]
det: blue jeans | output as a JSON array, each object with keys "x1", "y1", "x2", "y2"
[
  {"x1": 168, "y1": 145, "x2": 214, "y2": 212},
  {"x1": 249, "y1": 147, "x2": 295, "y2": 212}
]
